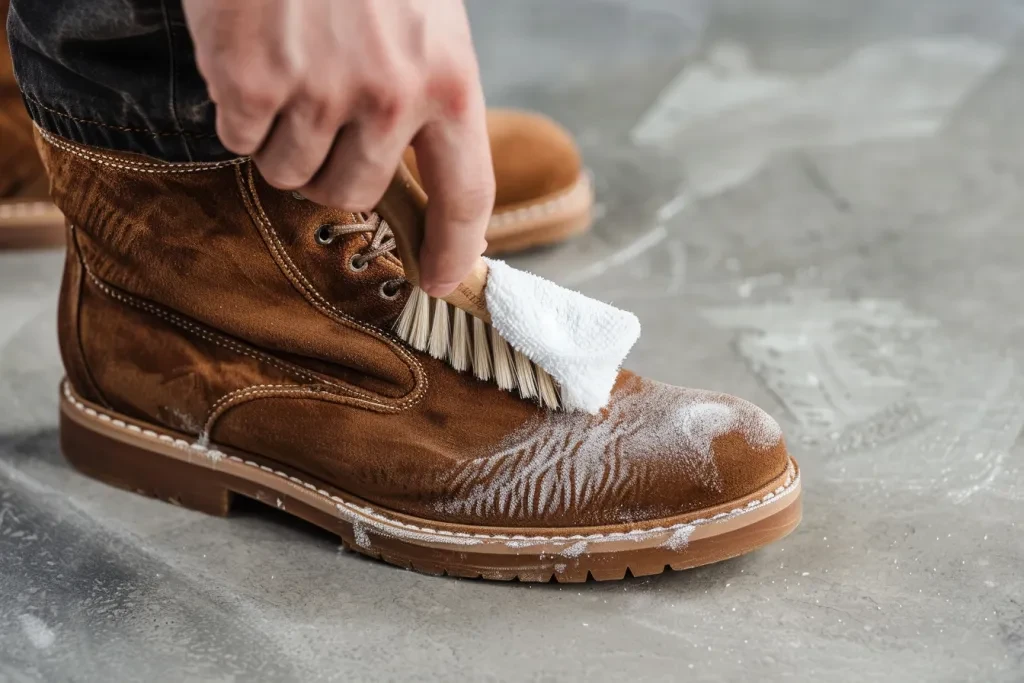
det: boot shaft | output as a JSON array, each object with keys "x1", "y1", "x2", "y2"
[{"x1": 39, "y1": 130, "x2": 423, "y2": 398}]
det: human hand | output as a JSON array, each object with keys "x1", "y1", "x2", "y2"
[{"x1": 183, "y1": 0, "x2": 494, "y2": 297}]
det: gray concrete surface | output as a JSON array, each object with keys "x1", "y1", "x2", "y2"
[{"x1": 3, "y1": 0, "x2": 1024, "y2": 680}]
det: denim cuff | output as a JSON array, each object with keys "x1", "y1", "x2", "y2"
[{"x1": 8, "y1": 0, "x2": 231, "y2": 162}]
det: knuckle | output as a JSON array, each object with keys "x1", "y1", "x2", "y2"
[
  {"x1": 363, "y1": 73, "x2": 419, "y2": 131},
  {"x1": 364, "y1": 82, "x2": 397, "y2": 106},
  {"x1": 275, "y1": 47, "x2": 306, "y2": 82},
  {"x1": 300, "y1": 84, "x2": 348, "y2": 130},
  {"x1": 228, "y1": 77, "x2": 286, "y2": 116},
  {"x1": 364, "y1": 84, "x2": 404, "y2": 126},
  {"x1": 215, "y1": 119, "x2": 260, "y2": 154},
  {"x1": 301, "y1": 97, "x2": 339, "y2": 132},
  {"x1": 428, "y1": 73, "x2": 473, "y2": 120}
]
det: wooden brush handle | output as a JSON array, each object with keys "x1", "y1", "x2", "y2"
[{"x1": 378, "y1": 164, "x2": 492, "y2": 323}]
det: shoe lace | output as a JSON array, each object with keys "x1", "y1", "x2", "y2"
[{"x1": 318, "y1": 213, "x2": 401, "y2": 271}]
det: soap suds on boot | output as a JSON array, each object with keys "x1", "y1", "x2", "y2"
[
  {"x1": 483, "y1": 257, "x2": 641, "y2": 413},
  {"x1": 439, "y1": 375, "x2": 782, "y2": 524},
  {"x1": 662, "y1": 524, "x2": 696, "y2": 550},
  {"x1": 352, "y1": 521, "x2": 371, "y2": 549},
  {"x1": 560, "y1": 541, "x2": 589, "y2": 558}
]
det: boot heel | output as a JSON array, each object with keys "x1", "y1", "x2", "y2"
[{"x1": 60, "y1": 408, "x2": 234, "y2": 516}]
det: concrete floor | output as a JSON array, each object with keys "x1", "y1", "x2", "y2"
[{"x1": 3, "y1": 0, "x2": 1024, "y2": 680}]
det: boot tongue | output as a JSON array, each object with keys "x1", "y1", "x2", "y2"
[{"x1": 376, "y1": 163, "x2": 429, "y2": 287}]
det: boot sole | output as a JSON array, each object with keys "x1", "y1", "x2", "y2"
[
  {"x1": 60, "y1": 381, "x2": 802, "y2": 583},
  {"x1": 484, "y1": 172, "x2": 594, "y2": 256},
  {"x1": 0, "y1": 200, "x2": 65, "y2": 250}
]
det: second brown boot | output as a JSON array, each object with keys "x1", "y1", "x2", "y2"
[
  {"x1": 0, "y1": 0, "x2": 63, "y2": 250},
  {"x1": 405, "y1": 108, "x2": 593, "y2": 256}
]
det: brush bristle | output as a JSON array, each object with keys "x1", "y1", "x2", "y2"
[
  {"x1": 491, "y1": 326, "x2": 515, "y2": 391},
  {"x1": 472, "y1": 316, "x2": 492, "y2": 381},
  {"x1": 394, "y1": 286, "x2": 562, "y2": 409},
  {"x1": 513, "y1": 349, "x2": 537, "y2": 399},
  {"x1": 535, "y1": 367, "x2": 560, "y2": 410},
  {"x1": 409, "y1": 289, "x2": 432, "y2": 351},
  {"x1": 428, "y1": 298, "x2": 450, "y2": 359},
  {"x1": 395, "y1": 288, "x2": 418, "y2": 340},
  {"x1": 451, "y1": 308, "x2": 471, "y2": 372}
]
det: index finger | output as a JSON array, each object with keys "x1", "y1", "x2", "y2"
[{"x1": 410, "y1": 85, "x2": 495, "y2": 298}]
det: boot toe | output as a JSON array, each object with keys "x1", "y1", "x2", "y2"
[
  {"x1": 599, "y1": 377, "x2": 789, "y2": 524},
  {"x1": 438, "y1": 373, "x2": 789, "y2": 528},
  {"x1": 665, "y1": 392, "x2": 789, "y2": 510}
]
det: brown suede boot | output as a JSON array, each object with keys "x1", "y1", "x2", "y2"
[
  {"x1": 41, "y1": 129, "x2": 800, "y2": 582},
  {"x1": 0, "y1": 0, "x2": 64, "y2": 250},
  {"x1": 405, "y1": 108, "x2": 592, "y2": 255}
]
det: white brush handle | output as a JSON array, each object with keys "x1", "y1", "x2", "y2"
[{"x1": 379, "y1": 164, "x2": 492, "y2": 323}]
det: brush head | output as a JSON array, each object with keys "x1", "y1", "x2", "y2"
[
  {"x1": 395, "y1": 286, "x2": 562, "y2": 410},
  {"x1": 380, "y1": 162, "x2": 640, "y2": 413},
  {"x1": 393, "y1": 262, "x2": 641, "y2": 413}
]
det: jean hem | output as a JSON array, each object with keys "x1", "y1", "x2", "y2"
[{"x1": 20, "y1": 92, "x2": 232, "y2": 162}]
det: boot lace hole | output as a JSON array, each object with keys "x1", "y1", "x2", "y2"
[
  {"x1": 349, "y1": 254, "x2": 368, "y2": 272},
  {"x1": 315, "y1": 225, "x2": 335, "y2": 245},
  {"x1": 379, "y1": 280, "x2": 402, "y2": 300}
]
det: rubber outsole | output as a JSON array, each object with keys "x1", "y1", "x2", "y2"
[
  {"x1": 484, "y1": 173, "x2": 594, "y2": 256},
  {"x1": 0, "y1": 200, "x2": 65, "y2": 250},
  {"x1": 60, "y1": 381, "x2": 802, "y2": 583}
]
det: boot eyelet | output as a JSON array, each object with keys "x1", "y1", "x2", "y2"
[
  {"x1": 379, "y1": 279, "x2": 402, "y2": 300},
  {"x1": 349, "y1": 254, "x2": 368, "y2": 272},
  {"x1": 315, "y1": 224, "x2": 335, "y2": 245}
]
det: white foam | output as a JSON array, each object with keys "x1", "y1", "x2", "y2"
[
  {"x1": 506, "y1": 538, "x2": 548, "y2": 549},
  {"x1": 560, "y1": 541, "x2": 589, "y2": 558},
  {"x1": 335, "y1": 503, "x2": 482, "y2": 547},
  {"x1": 18, "y1": 614, "x2": 55, "y2": 650},
  {"x1": 483, "y1": 258, "x2": 641, "y2": 413},
  {"x1": 352, "y1": 522, "x2": 371, "y2": 549},
  {"x1": 440, "y1": 376, "x2": 783, "y2": 523},
  {"x1": 662, "y1": 525, "x2": 696, "y2": 551}
]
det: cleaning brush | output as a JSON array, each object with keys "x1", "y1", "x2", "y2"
[
  {"x1": 395, "y1": 284, "x2": 562, "y2": 408},
  {"x1": 378, "y1": 164, "x2": 641, "y2": 414}
]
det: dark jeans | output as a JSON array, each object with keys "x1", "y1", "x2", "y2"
[{"x1": 8, "y1": 0, "x2": 228, "y2": 161}]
